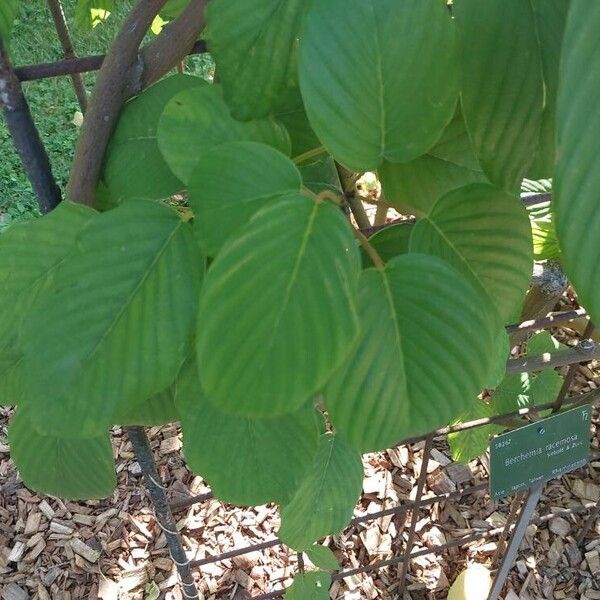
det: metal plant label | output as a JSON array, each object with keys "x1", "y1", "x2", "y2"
[{"x1": 490, "y1": 405, "x2": 592, "y2": 500}]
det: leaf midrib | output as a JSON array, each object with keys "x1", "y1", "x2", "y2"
[{"x1": 70, "y1": 219, "x2": 183, "y2": 390}]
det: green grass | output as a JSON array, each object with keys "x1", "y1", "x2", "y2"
[{"x1": 0, "y1": 0, "x2": 212, "y2": 231}]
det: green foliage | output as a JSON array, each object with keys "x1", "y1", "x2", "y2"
[
  {"x1": 454, "y1": 0, "x2": 544, "y2": 190},
  {"x1": 196, "y1": 195, "x2": 360, "y2": 417},
  {"x1": 300, "y1": 0, "x2": 458, "y2": 171},
  {"x1": 103, "y1": 74, "x2": 206, "y2": 202},
  {"x1": 450, "y1": 332, "x2": 566, "y2": 463},
  {"x1": 379, "y1": 110, "x2": 487, "y2": 217},
  {"x1": 304, "y1": 545, "x2": 339, "y2": 572},
  {"x1": 283, "y1": 571, "x2": 330, "y2": 600},
  {"x1": 410, "y1": 183, "x2": 533, "y2": 324},
  {"x1": 555, "y1": 0, "x2": 600, "y2": 326},
  {"x1": 157, "y1": 85, "x2": 290, "y2": 183},
  {"x1": 188, "y1": 142, "x2": 302, "y2": 256},
  {"x1": 206, "y1": 0, "x2": 305, "y2": 120},
  {"x1": 21, "y1": 200, "x2": 203, "y2": 437},
  {"x1": 176, "y1": 359, "x2": 320, "y2": 506},
  {"x1": 278, "y1": 434, "x2": 363, "y2": 551},
  {"x1": 75, "y1": 0, "x2": 115, "y2": 28},
  {"x1": 9, "y1": 408, "x2": 116, "y2": 500},
  {"x1": 4, "y1": 0, "x2": 597, "y2": 556},
  {"x1": 325, "y1": 255, "x2": 496, "y2": 452}
]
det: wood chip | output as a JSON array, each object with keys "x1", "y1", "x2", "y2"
[
  {"x1": 1, "y1": 583, "x2": 29, "y2": 600},
  {"x1": 70, "y1": 537, "x2": 101, "y2": 563}
]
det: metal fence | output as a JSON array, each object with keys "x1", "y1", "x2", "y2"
[{"x1": 2, "y1": 3, "x2": 600, "y2": 599}]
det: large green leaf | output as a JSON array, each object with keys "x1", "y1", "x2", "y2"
[
  {"x1": 0, "y1": 0, "x2": 19, "y2": 40},
  {"x1": 299, "y1": 0, "x2": 459, "y2": 171},
  {"x1": 9, "y1": 408, "x2": 116, "y2": 500},
  {"x1": 379, "y1": 110, "x2": 487, "y2": 216},
  {"x1": 454, "y1": 0, "x2": 544, "y2": 190},
  {"x1": 188, "y1": 141, "x2": 302, "y2": 256},
  {"x1": 103, "y1": 75, "x2": 206, "y2": 202},
  {"x1": 410, "y1": 184, "x2": 533, "y2": 324},
  {"x1": 278, "y1": 434, "x2": 363, "y2": 551},
  {"x1": 530, "y1": 202, "x2": 560, "y2": 261},
  {"x1": 21, "y1": 200, "x2": 203, "y2": 437},
  {"x1": 325, "y1": 255, "x2": 496, "y2": 452},
  {"x1": 206, "y1": 0, "x2": 305, "y2": 120},
  {"x1": 527, "y1": 0, "x2": 570, "y2": 178},
  {"x1": 196, "y1": 194, "x2": 360, "y2": 416},
  {"x1": 284, "y1": 571, "x2": 331, "y2": 600},
  {"x1": 113, "y1": 386, "x2": 179, "y2": 427},
  {"x1": 175, "y1": 360, "x2": 320, "y2": 506},
  {"x1": 275, "y1": 84, "x2": 321, "y2": 159},
  {"x1": 157, "y1": 85, "x2": 291, "y2": 183},
  {"x1": 0, "y1": 347, "x2": 23, "y2": 406},
  {"x1": 0, "y1": 201, "x2": 96, "y2": 346},
  {"x1": 554, "y1": 1, "x2": 600, "y2": 325}
]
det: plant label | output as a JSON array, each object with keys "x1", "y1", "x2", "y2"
[{"x1": 490, "y1": 405, "x2": 592, "y2": 500}]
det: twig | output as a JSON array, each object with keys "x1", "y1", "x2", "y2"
[
  {"x1": 127, "y1": 427, "x2": 199, "y2": 599},
  {"x1": 353, "y1": 228, "x2": 385, "y2": 270},
  {"x1": 0, "y1": 37, "x2": 61, "y2": 213}
]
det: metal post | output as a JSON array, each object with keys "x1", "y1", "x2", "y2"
[
  {"x1": 0, "y1": 37, "x2": 62, "y2": 213},
  {"x1": 487, "y1": 484, "x2": 543, "y2": 600},
  {"x1": 127, "y1": 427, "x2": 200, "y2": 600},
  {"x1": 46, "y1": 0, "x2": 88, "y2": 111}
]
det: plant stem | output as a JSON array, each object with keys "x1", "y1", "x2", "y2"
[
  {"x1": 293, "y1": 145, "x2": 326, "y2": 165},
  {"x1": 0, "y1": 37, "x2": 61, "y2": 214},
  {"x1": 353, "y1": 228, "x2": 385, "y2": 270},
  {"x1": 127, "y1": 427, "x2": 199, "y2": 600}
]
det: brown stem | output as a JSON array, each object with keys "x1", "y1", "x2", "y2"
[{"x1": 67, "y1": 0, "x2": 207, "y2": 207}]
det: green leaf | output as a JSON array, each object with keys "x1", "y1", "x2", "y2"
[
  {"x1": 278, "y1": 434, "x2": 363, "y2": 551},
  {"x1": 530, "y1": 204, "x2": 560, "y2": 261},
  {"x1": 0, "y1": 0, "x2": 19, "y2": 40},
  {"x1": 454, "y1": 0, "x2": 544, "y2": 190},
  {"x1": 325, "y1": 255, "x2": 497, "y2": 452},
  {"x1": 9, "y1": 408, "x2": 116, "y2": 500},
  {"x1": 379, "y1": 110, "x2": 487, "y2": 216},
  {"x1": 21, "y1": 200, "x2": 204, "y2": 437},
  {"x1": 113, "y1": 386, "x2": 179, "y2": 427},
  {"x1": 527, "y1": 0, "x2": 570, "y2": 179},
  {"x1": 0, "y1": 201, "x2": 96, "y2": 346},
  {"x1": 157, "y1": 85, "x2": 291, "y2": 183},
  {"x1": 554, "y1": 0, "x2": 600, "y2": 326},
  {"x1": 304, "y1": 545, "x2": 339, "y2": 572},
  {"x1": 275, "y1": 85, "x2": 321, "y2": 159},
  {"x1": 161, "y1": 0, "x2": 190, "y2": 19},
  {"x1": 494, "y1": 373, "x2": 533, "y2": 414},
  {"x1": 526, "y1": 331, "x2": 565, "y2": 355},
  {"x1": 299, "y1": 0, "x2": 459, "y2": 170},
  {"x1": 299, "y1": 156, "x2": 342, "y2": 196},
  {"x1": 103, "y1": 75, "x2": 206, "y2": 203},
  {"x1": 196, "y1": 194, "x2": 360, "y2": 417},
  {"x1": 284, "y1": 571, "x2": 331, "y2": 600},
  {"x1": 485, "y1": 329, "x2": 510, "y2": 390},
  {"x1": 361, "y1": 222, "x2": 413, "y2": 267},
  {"x1": 0, "y1": 347, "x2": 23, "y2": 406},
  {"x1": 206, "y1": 0, "x2": 305, "y2": 120},
  {"x1": 188, "y1": 141, "x2": 302, "y2": 256},
  {"x1": 448, "y1": 402, "x2": 504, "y2": 464},
  {"x1": 175, "y1": 359, "x2": 320, "y2": 506},
  {"x1": 410, "y1": 183, "x2": 533, "y2": 324}
]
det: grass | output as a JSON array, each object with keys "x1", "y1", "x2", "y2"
[{"x1": 0, "y1": 0, "x2": 212, "y2": 231}]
